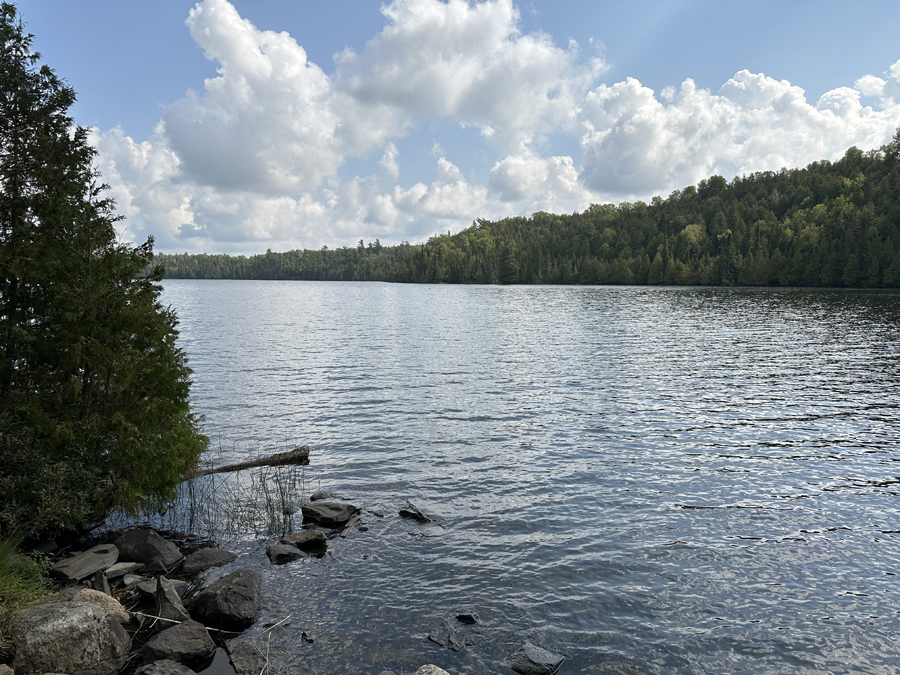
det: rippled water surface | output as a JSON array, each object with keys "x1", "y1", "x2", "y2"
[{"x1": 160, "y1": 281, "x2": 900, "y2": 674}]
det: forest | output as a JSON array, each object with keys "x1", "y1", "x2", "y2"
[{"x1": 158, "y1": 131, "x2": 900, "y2": 287}]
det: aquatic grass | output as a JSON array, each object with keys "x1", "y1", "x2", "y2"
[{"x1": 0, "y1": 535, "x2": 51, "y2": 658}]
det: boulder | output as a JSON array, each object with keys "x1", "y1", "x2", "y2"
[
  {"x1": 301, "y1": 502, "x2": 359, "y2": 528},
  {"x1": 427, "y1": 619, "x2": 466, "y2": 651},
  {"x1": 227, "y1": 641, "x2": 267, "y2": 675},
  {"x1": 189, "y1": 569, "x2": 261, "y2": 631},
  {"x1": 11, "y1": 601, "x2": 130, "y2": 675},
  {"x1": 155, "y1": 576, "x2": 192, "y2": 631},
  {"x1": 50, "y1": 543, "x2": 119, "y2": 581},
  {"x1": 266, "y1": 544, "x2": 302, "y2": 564},
  {"x1": 415, "y1": 667, "x2": 451, "y2": 675},
  {"x1": 53, "y1": 587, "x2": 131, "y2": 624},
  {"x1": 116, "y1": 529, "x2": 183, "y2": 570},
  {"x1": 138, "y1": 620, "x2": 215, "y2": 668},
  {"x1": 508, "y1": 641, "x2": 565, "y2": 675},
  {"x1": 182, "y1": 549, "x2": 237, "y2": 574},
  {"x1": 134, "y1": 659, "x2": 197, "y2": 675},
  {"x1": 280, "y1": 530, "x2": 327, "y2": 549}
]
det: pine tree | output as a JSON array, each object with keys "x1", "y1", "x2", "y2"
[{"x1": 0, "y1": 4, "x2": 207, "y2": 537}]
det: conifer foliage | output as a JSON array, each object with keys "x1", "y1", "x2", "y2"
[{"x1": 0, "y1": 4, "x2": 207, "y2": 537}]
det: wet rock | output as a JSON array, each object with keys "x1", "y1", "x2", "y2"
[
  {"x1": 415, "y1": 667, "x2": 451, "y2": 675},
  {"x1": 11, "y1": 601, "x2": 130, "y2": 675},
  {"x1": 134, "y1": 659, "x2": 197, "y2": 675},
  {"x1": 139, "y1": 620, "x2": 215, "y2": 668},
  {"x1": 455, "y1": 608, "x2": 479, "y2": 624},
  {"x1": 309, "y1": 490, "x2": 333, "y2": 501},
  {"x1": 105, "y1": 561, "x2": 145, "y2": 578},
  {"x1": 117, "y1": 528, "x2": 183, "y2": 570},
  {"x1": 190, "y1": 569, "x2": 261, "y2": 631},
  {"x1": 182, "y1": 549, "x2": 237, "y2": 574},
  {"x1": 50, "y1": 543, "x2": 119, "y2": 581},
  {"x1": 301, "y1": 502, "x2": 359, "y2": 528},
  {"x1": 427, "y1": 619, "x2": 466, "y2": 651},
  {"x1": 156, "y1": 576, "x2": 192, "y2": 632},
  {"x1": 53, "y1": 587, "x2": 131, "y2": 623},
  {"x1": 280, "y1": 530, "x2": 327, "y2": 549},
  {"x1": 227, "y1": 641, "x2": 267, "y2": 675},
  {"x1": 266, "y1": 544, "x2": 302, "y2": 564},
  {"x1": 508, "y1": 641, "x2": 565, "y2": 675}
]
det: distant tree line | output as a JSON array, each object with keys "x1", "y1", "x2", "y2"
[{"x1": 159, "y1": 131, "x2": 900, "y2": 288}]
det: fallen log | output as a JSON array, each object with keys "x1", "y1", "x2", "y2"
[{"x1": 189, "y1": 446, "x2": 310, "y2": 477}]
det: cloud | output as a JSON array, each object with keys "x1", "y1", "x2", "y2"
[{"x1": 89, "y1": 0, "x2": 900, "y2": 254}]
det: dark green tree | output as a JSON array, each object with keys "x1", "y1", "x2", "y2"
[{"x1": 0, "y1": 4, "x2": 207, "y2": 537}]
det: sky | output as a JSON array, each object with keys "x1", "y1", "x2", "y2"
[{"x1": 15, "y1": 0, "x2": 900, "y2": 255}]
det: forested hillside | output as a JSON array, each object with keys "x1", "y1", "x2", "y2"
[{"x1": 159, "y1": 132, "x2": 900, "y2": 287}]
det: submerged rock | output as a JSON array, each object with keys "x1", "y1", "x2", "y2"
[
  {"x1": 455, "y1": 608, "x2": 479, "y2": 624},
  {"x1": 301, "y1": 502, "x2": 359, "y2": 528},
  {"x1": 266, "y1": 544, "x2": 303, "y2": 564},
  {"x1": 280, "y1": 530, "x2": 327, "y2": 549},
  {"x1": 415, "y1": 666, "x2": 452, "y2": 675},
  {"x1": 508, "y1": 641, "x2": 565, "y2": 675},
  {"x1": 11, "y1": 601, "x2": 130, "y2": 675},
  {"x1": 227, "y1": 641, "x2": 267, "y2": 675},
  {"x1": 50, "y1": 543, "x2": 119, "y2": 581},
  {"x1": 190, "y1": 569, "x2": 261, "y2": 631},
  {"x1": 427, "y1": 619, "x2": 467, "y2": 651}
]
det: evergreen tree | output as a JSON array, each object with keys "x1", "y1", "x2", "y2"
[{"x1": 0, "y1": 4, "x2": 207, "y2": 537}]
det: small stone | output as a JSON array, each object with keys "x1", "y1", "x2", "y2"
[
  {"x1": 92, "y1": 569, "x2": 112, "y2": 596},
  {"x1": 455, "y1": 608, "x2": 479, "y2": 624},
  {"x1": 137, "y1": 577, "x2": 188, "y2": 597},
  {"x1": 0, "y1": 664, "x2": 13, "y2": 675},
  {"x1": 508, "y1": 641, "x2": 565, "y2": 675},
  {"x1": 182, "y1": 549, "x2": 237, "y2": 574},
  {"x1": 415, "y1": 666, "x2": 451, "y2": 675},
  {"x1": 266, "y1": 544, "x2": 302, "y2": 564},
  {"x1": 122, "y1": 573, "x2": 144, "y2": 587},
  {"x1": 51, "y1": 543, "x2": 119, "y2": 581},
  {"x1": 309, "y1": 490, "x2": 332, "y2": 501},
  {"x1": 134, "y1": 659, "x2": 197, "y2": 675},
  {"x1": 279, "y1": 530, "x2": 326, "y2": 549}
]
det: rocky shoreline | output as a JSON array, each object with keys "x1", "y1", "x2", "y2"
[{"x1": 3, "y1": 497, "x2": 565, "y2": 675}]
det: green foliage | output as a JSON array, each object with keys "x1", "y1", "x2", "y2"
[
  {"x1": 0, "y1": 534, "x2": 50, "y2": 656},
  {"x1": 159, "y1": 131, "x2": 900, "y2": 289},
  {"x1": 0, "y1": 4, "x2": 207, "y2": 538}
]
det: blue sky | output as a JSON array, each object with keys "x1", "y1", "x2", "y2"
[{"x1": 16, "y1": 0, "x2": 900, "y2": 254}]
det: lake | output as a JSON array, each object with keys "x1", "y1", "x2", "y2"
[{"x1": 157, "y1": 280, "x2": 900, "y2": 674}]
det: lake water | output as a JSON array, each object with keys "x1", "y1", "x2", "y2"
[{"x1": 158, "y1": 280, "x2": 900, "y2": 675}]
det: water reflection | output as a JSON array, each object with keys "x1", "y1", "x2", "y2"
[{"x1": 157, "y1": 282, "x2": 900, "y2": 674}]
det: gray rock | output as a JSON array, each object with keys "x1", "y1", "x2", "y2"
[
  {"x1": 0, "y1": 664, "x2": 13, "y2": 675},
  {"x1": 52, "y1": 587, "x2": 131, "y2": 624},
  {"x1": 266, "y1": 544, "x2": 302, "y2": 564},
  {"x1": 300, "y1": 502, "x2": 359, "y2": 528},
  {"x1": 156, "y1": 576, "x2": 192, "y2": 632},
  {"x1": 50, "y1": 543, "x2": 119, "y2": 581},
  {"x1": 123, "y1": 573, "x2": 145, "y2": 587},
  {"x1": 227, "y1": 641, "x2": 266, "y2": 675},
  {"x1": 508, "y1": 641, "x2": 565, "y2": 675},
  {"x1": 11, "y1": 601, "x2": 130, "y2": 675},
  {"x1": 427, "y1": 619, "x2": 466, "y2": 651},
  {"x1": 134, "y1": 659, "x2": 197, "y2": 675},
  {"x1": 116, "y1": 529, "x2": 183, "y2": 570},
  {"x1": 182, "y1": 549, "x2": 237, "y2": 574},
  {"x1": 379, "y1": 671, "x2": 397, "y2": 675},
  {"x1": 137, "y1": 577, "x2": 188, "y2": 597},
  {"x1": 189, "y1": 569, "x2": 261, "y2": 631},
  {"x1": 415, "y1": 667, "x2": 451, "y2": 675},
  {"x1": 92, "y1": 569, "x2": 112, "y2": 596},
  {"x1": 280, "y1": 530, "x2": 327, "y2": 549},
  {"x1": 309, "y1": 490, "x2": 332, "y2": 501},
  {"x1": 139, "y1": 621, "x2": 215, "y2": 668},
  {"x1": 105, "y1": 561, "x2": 145, "y2": 578}
]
